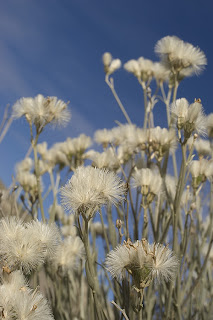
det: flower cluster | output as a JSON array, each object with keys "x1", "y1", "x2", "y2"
[
  {"x1": 37, "y1": 134, "x2": 92, "y2": 171},
  {"x1": 94, "y1": 124, "x2": 176, "y2": 165},
  {"x1": 105, "y1": 239, "x2": 179, "y2": 289}
]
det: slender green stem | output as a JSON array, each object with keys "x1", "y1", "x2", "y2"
[
  {"x1": 105, "y1": 75, "x2": 132, "y2": 124},
  {"x1": 182, "y1": 236, "x2": 213, "y2": 308},
  {"x1": 142, "y1": 204, "x2": 148, "y2": 239},
  {"x1": 160, "y1": 82, "x2": 172, "y2": 126},
  {"x1": 49, "y1": 170, "x2": 57, "y2": 223},
  {"x1": 172, "y1": 75, "x2": 179, "y2": 103},
  {"x1": 111, "y1": 301, "x2": 130, "y2": 320},
  {"x1": 32, "y1": 134, "x2": 45, "y2": 222},
  {"x1": 173, "y1": 143, "x2": 187, "y2": 252},
  {"x1": 166, "y1": 143, "x2": 187, "y2": 318},
  {"x1": 148, "y1": 205, "x2": 156, "y2": 240},
  {"x1": 100, "y1": 209, "x2": 110, "y2": 252},
  {"x1": 79, "y1": 218, "x2": 106, "y2": 320},
  {"x1": 142, "y1": 86, "x2": 148, "y2": 129}
]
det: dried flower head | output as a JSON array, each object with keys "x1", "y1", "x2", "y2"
[
  {"x1": 0, "y1": 217, "x2": 60, "y2": 273},
  {"x1": 171, "y1": 98, "x2": 206, "y2": 138},
  {"x1": 26, "y1": 220, "x2": 61, "y2": 259},
  {"x1": 105, "y1": 239, "x2": 179, "y2": 289},
  {"x1": 85, "y1": 148, "x2": 120, "y2": 170},
  {"x1": 124, "y1": 59, "x2": 141, "y2": 78},
  {"x1": 148, "y1": 127, "x2": 177, "y2": 160},
  {"x1": 53, "y1": 236, "x2": 84, "y2": 274},
  {"x1": 12, "y1": 94, "x2": 71, "y2": 129},
  {"x1": 102, "y1": 52, "x2": 121, "y2": 75},
  {"x1": 194, "y1": 138, "x2": 212, "y2": 157},
  {"x1": 0, "y1": 271, "x2": 54, "y2": 320},
  {"x1": 132, "y1": 168, "x2": 162, "y2": 203},
  {"x1": 207, "y1": 113, "x2": 213, "y2": 138},
  {"x1": 61, "y1": 166, "x2": 126, "y2": 218},
  {"x1": 111, "y1": 124, "x2": 138, "y2": 146},
  {"x1": 124, "y1": 57, "x2": 154, "y2": 82},
  {"x1": 152, "y1": 62, "x2": 170, "y2": 83},
  {"x1": 155, "y1": 36, "x2": 207, "y2": 75},
  {"x1": 94, "y1": 128, "x2": 114, "y2": 147},
  {"x1": 190, "y1": 159, "x2": 213, "y2": 189}
]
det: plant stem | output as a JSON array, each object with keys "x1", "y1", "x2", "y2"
[
  {"x1": 32, "y1": 133, "x2": 46, "y2": 222},
  {"x1": 79, "y1": 217, "x2": 106, "y2": 320},
  {"x1": 105, "y1": 75, "x2": 132, "y2": 125},
  {"x1": 166, "y1": 142, "x2": 187, "y2": 318}
]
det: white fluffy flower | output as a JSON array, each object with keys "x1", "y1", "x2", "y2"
[
  {"x1": 85, "y1": 148, "x2": 120, "y2": 170},
  {"x1": 102, "y1": 52, "x2": 121, "y2": 75},
  {"x1": 152, "y1": 62, "x2": 170, "y2": 83},
  {"x1": 14, "y1": 288, "x2": 54, "y2": 320},
  {"x1": 124, "y1": 59, "x2": 141, "y2": 78},
  {"x1": 26, "y1": 220, "x2": 61, "y2": 259},
  {"x1": 143, "y1": 241, "x2": 179, "y2": 283},
  {"x1": 132, "y1": 168, "x2": 162, "y2": 202},
  {"x1": 194, "y1": 139, "x2": 212, "y2": 157},
  {"x1": 0, "y1": 217, "x2": 60, "y2": 273},
  {"x1": 0, "y1": 272, "x2": 54, "y2": 320},
  {"x1": 132, "y1": 168, "x2": 153, "y2": 192},
  {"x1": 16, "y1": 158, "x2": 34, "y2": 173},
  {"x1": 13, "y1": 94, "x2": 71, "y2": 129},
  {"x1": 149, "y1": 127, "x2": 177, "y2": 149},
  {"x1": 105, "y1": 239, "x2": 179, "y2": 288},
  {"x1": 124, "y1": 57, "x2": 154, "y2": 82},
  {"x1": 165, "y1": 174, "x2": 177, "y2": 201},
  {"x1": 53, "y1": 236, "x2": 84, "y2": 274},
  {"x1": 207, "y1": 113, "x2": 213, "y2": 138},
  {"x1": 155, "y1": 36, "x2": 207, "y2": 75},
  {"x1": 112, "y1": 124, "x2": 138, "y2": 146},
  {"x1": 64, "y1": 134, "x2": 92, "y2": 155},
  {"x1": 60, "y1": 166, "x2": 125, "y2": 217},
  {"x1": 148, "y1": 127, "x2": 177, "y2": 160},
  {"x1": 190, "y1": 159, "x2": 213, "y2": 179},
  {"x1": 190, "y1": 159, "x2": 213, "y2": 189},
  {"x1": 138, "y1": 57, "x2": 154, "y2": 81},
  {"x1": 171, "y1": 98, "x2": 206, "y2": 137},
  {"x1": 94, "y1": 128, "x2": 114, "y2": 147},
  {"x1": 102, "y1": 52, "x2": 112, "y2": 67},
  {"x1": 107, "y1": 59, "x2": 122, "y2": 74}
]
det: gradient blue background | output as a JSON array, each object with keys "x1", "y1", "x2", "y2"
[{"x1": 0, "y1": 0, "x2": 213, "y2": 187}]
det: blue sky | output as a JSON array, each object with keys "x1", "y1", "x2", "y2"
[{"x1": 0, "y1": 0, "x2": 213, "y2": 186}]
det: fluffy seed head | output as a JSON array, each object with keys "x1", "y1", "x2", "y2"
[
  {"x1": 105, "y1": 239, "x2": 179, "y2": 289},
  {"x1": 155, "y1": 36, "x2": 207, "y2": 75},
  {"x1": 12, "y1": 94, "x2": 71, "y2": 129},
  {"x1": 53, "y1": 236, "x2": 84, "y2": 274},
  {"x1": 0, "y1": 217, "x2": 60, "y2": 274},
  {"x1": 60, "y1": 166, "x2": 126, "y2": 218},
  {"x1": 171, "y1": 98, "x2": 206, "y2": 137},
  {"x1": 124, "y1": 59, "x2": 141, "y2": 78},
  {"x1": 102, "y1": 53, "x2": 121, "y2": 75}
]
